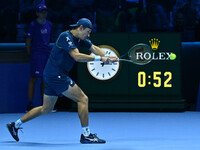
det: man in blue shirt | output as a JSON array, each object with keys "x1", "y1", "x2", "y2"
[
  {"x1": 26, "y1": 4, "x2": 53, "y2": 111},
  {"x1": 7, "y1": 18, "x2": 118, "y2": 143}
]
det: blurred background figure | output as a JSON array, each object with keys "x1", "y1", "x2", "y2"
[
  {"x1": 95, "y1": 0, "x2": 119, "y2": 32},
  {"x1": 193, "y1": 0, "x2": 200, "y2": 41},
  {"x1": 26, "y1": 4, "x2": 53, "y2": 111},
  {"x1": 45, "y1": 0, "x2": 71, "y2": 25},
  {"x1": 115, "y1": 1, "x2": 140, "y2": 32},
  {"x1": 45, "y1": 0, "x2": 71, "y2": 41},
  {"x1": 168, "y1": 0, "x2": 197, "y2": 41},
  {"x1": 142, "y1": 0, "x2": 169, "y2": 32},
  {"x1": 167, "y1": 9, "x2": 190, "y2": 41},
  {"x1": 0, "y1": 0, "x2": 18, "y2": 42},
  {"x1": 19, "y1": 0, "x2": 45, "y2": 23},
  {"x1": 16, "y1": 0, "x2": 45, "y2": 42},
  {"x1": 1, "y1": 0, "x2": 200, "y2": 42},
  {"x1": 69, "y1": 0, "x2": 94, "y2": 24}
]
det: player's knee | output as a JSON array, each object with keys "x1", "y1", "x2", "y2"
[
  {"x1": 80, "y1": 95, "x2": 89, "y2": 105},
  {"x1": 85, "y1": 95, "x2": 89, "y2": 103},
  {"x1": 41, "y1": 106, "x2": 52, "y2": 114}
]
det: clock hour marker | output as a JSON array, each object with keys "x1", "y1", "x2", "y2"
[
  {"x1": 96, "y1": 72, "x2": 99, "y2": 76},
  {"x1": 108, "y1": 72, "x2": 111, "y2": 76},
  {"x1": 106, "y1": 51, "x2": 111, "y2": 55},
  {"x1": 112, "y1": 68, "x2": 116, "y2": 71},
  {"x1": 91, "y1": 68, "x2": 95, "y2": 71}
]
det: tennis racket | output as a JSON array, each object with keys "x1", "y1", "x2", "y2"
[{"x1": 119, "y1": 43, "x2": 153, "y2": 65}]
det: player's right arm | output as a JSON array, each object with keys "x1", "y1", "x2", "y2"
[{"x1": 69, "y1": 48, "x2": 109, "y2": 63}]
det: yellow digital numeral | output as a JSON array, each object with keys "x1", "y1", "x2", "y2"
[
  {"x1": 164, "y1": 72, "x2": 172, "y2": 87},
  {"x1": 153, "y1": 72, "x2": 161, "y2": 87},
  {"x1": 138, "y1": 72, "x2": 146, "y2": 87}
]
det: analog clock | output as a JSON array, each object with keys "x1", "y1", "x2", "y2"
[{"x1": 87, "y1": 45, "x2": 120, "y2": 81}]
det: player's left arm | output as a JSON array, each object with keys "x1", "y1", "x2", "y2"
[{"x1": 89, "y1": 44, "x2": 106, "y2": 56}]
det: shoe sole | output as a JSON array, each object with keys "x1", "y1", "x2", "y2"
[
  {"x1": 80, "y1": 140, "x2": 106, "y2": 144},
  {"x1": 81, "y1": 142, "x2": 106, "y2": 144}
]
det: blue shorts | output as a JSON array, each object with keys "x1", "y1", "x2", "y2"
[
  {"x1": 44, "y1": 74, "x2": 75, "y2": 97},
  {"x1": 30, "y1": 54, "x2": 49, "y2": 77}
]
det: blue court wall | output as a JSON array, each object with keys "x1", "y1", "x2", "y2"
[
  {"x1": 0, "y1": 42, "x2": 43, "y2": 113},
  {"x1": 0, "y1": 63, "x2": 42, "y2": 113}
]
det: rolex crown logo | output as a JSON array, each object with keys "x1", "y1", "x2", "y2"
[{"x1": 149, "y1": 38, "x2": 160, "y2": 50}]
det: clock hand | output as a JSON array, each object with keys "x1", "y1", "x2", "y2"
[
  {"x1": 101, "y1": 62, "x2": 113, "y2": 67},
  {"x1": 101, "y1": 62, "x2": 105, "y2": 67}
]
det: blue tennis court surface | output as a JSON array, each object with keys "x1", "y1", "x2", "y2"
[{"x1": 1, "y1": 111, "x2": 200, "y2": 150}]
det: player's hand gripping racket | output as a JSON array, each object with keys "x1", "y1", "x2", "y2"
[{"x1": 119, "y1": 43, "x2": 153, "y2": 65}]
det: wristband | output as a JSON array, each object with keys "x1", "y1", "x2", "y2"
[
  {"x1": 94, "y1": 56, "x2": 101, "y2": 61},
  {"x1": 104, "y1": 54, "x2": 109, "y2": 57}
]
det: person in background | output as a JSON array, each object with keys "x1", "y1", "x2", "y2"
[{"x1": 26, "y1": 4, "x2": 53, "y2": 111}]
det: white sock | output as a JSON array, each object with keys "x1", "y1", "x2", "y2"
[
  {"x1": 82, "y1": 126, "x2": 90, "y2": 136},
  {"x1": 15, "y1": 119, "x2": 23, "y2": 128}
]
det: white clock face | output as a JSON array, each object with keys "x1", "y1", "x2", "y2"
[{"x1": 87, "y1": 46, "x2": 120, "y2": 81}]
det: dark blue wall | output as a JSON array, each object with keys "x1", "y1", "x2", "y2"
[{"x1": 0, "y1": 63, "x2": 42, "y2": 113}]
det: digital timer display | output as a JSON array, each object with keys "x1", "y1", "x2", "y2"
[{"x1": 138, "y1": 71, "x2": 172, "y2": 88}]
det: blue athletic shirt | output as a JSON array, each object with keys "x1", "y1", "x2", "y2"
[
  {"x1": 27, "y1": 19, "x2": 52, "y2": 55},
  {"x1": 44, "y1": 30, "x2": 92, "y2": 77}
]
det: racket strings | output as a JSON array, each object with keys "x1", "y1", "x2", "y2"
[{"x1": 128, "y1": 44, "x2": 153, "y2": 65}]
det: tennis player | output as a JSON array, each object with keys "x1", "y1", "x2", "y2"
[{"x1": 7, "y1": 18, "x2": 118, "y2": 143}]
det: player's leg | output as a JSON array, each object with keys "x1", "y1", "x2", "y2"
[
  {"x1": 40, "y1": 77, "x2": 57, "y2": 112},
  {"x1": 21, "y1": 94, "x2": 58, "y2": 122},
  {"x1": 62, "y1": 84, "x2": 106, "y2": 144},
  {"x1": 7, "y1": 94, "x2": 58, "y2": 141},
  {"x1": 62, "y1": 84, "x2": 88, "y2": 127}
]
